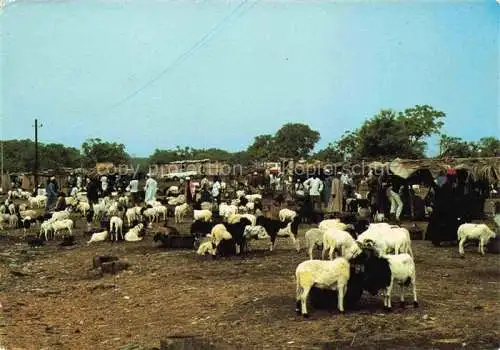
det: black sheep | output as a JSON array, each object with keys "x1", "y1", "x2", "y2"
[
  {"x1": 256, "y1": 215, "x2": 300, "y2": 251},
  {"x1": 222, "y1": 218, "x2": 252, "y2": 254},
  {"x1": 190, "y1": 220, "x2": 215, "y2": 237}
]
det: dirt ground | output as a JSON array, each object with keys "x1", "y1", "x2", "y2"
[{"x1": 0, "y1": 214, "x2": 499, "y2": 350}]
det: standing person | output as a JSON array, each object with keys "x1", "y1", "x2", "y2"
[
  {"x1": 185, "y1": 177, "x2": 193, "y2": 204},
  {"x1": 211, "y1": 176, "x2": 222, "y2": 205},
  {"x1": 126, "y1": 176, "x2": 139, "y2": 205},
  {"x1": 387, "y1": 183, "x2": 403, "y2": 222},
  {"x1": 144, "y1": 173, "x2": 158, "y2": 204},
  {"x1": 303, "y1": 173, "x2": 324, "y2": 211},
  {"x1": 76, "y1": 175, "x2": 83, "y2": 190},
  {"x1": 100, "y1": 175, "x2": 108, "y2": 197},
  {"x1": 377, "y1": 169, "x2": 391, "y2": 218},
  {"x1": 329, "y1": 172, "x2": 344, "y2": 213},
  {"x1": 322, "y1": 170, "x2": 333, "y2": 209},
  {"x1": 45, "y1": 176, "x2": 58, "y2": 213},
  {"x1": 86, "y1": 177, "x2": 99, "y2": 205}
]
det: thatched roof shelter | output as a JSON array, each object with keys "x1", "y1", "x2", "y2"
[{"x1": 368, "y1": 157, "x2": 500, "y2": 182}]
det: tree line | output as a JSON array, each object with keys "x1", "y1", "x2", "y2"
[{"x1": 2, "y1": 104, "x2": 498, "y2": 173}]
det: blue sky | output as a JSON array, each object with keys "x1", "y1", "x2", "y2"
[{"x1": 1, "y1": 0, "x2": 498, "y2": 157}]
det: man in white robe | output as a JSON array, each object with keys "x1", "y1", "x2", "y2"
[{"x1": 144, "y1": 173, "x2": 158, "y2": 204}]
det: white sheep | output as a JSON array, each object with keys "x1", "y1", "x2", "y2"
[
  {"x1": 372, "y1": 253, "x2": 418, "y2": 310},
  {"x1": 20, "y1": 210, "x2": 36, "y2": 219},
  {"x1": 143, "y1": 207, "x2": 158, "y2": 223},
  {"x1": 279, "y1": 208, "x2": 297, "y2": 222},
  {"x1": 274, "y1": 222, "x2": 300, "y2": 252},
  {"x1": 110, "y1": 216, "x2": 124, "y2": 241},
  {"x1": 125, "y1": 223, "x2": 145, "y2": 242},
  {"x1": 174, "y1": 203, "x2": 190, "y2": 223},
  {"x1": 322, "y1": 228, "x2": 361, "y2": 261},
  {"x1": 77, "y1": 201, "x2": 91, "y2": 216},
  {"x1": 318, "y1": 219, "x2": 349, "y2": 232},
  {"x1": 51, "y1": 219, "x2": 74, "y2": 238},
  {"x1": 87, "y1": 230, "x2": 109, "y2": 244},
  {"x1": 208, "y1": 224, "x2": 233, "y2": 246},
  {"x1": 457, "y1": 223, "x2": 496, "y2": 256},
  {"x1": 240, "y1": 214, "x2": 256, "y2": 226},
  {"x1": 243, "y1": 225, "x2": 270, "y2": 251},
  {"x1": 245, "y1": 194, "x2": 262, "y2": 203},
  {"x1": 200, "y1": 202, "x2": 212, "y2": 211},
  {"x1": 357, "y1": 226, "x2": 413, "y2": 257},
  {"x1": 245, "y1": 202, "x2": 255, "y2": 212},
  {"x1": 153, "y1": 205, "x2": 168, "y2": 222},
  {"x1": 125, "y1": 207, "x2": 138, "y2": 226},
  {"x1": 304, "y1": 228, "x2": 324, "y2": 260},
  {"x1": 52, "y1": 210, "x2": 70, "y2": 222},
  {"x1": 295, "y1": 257, "x2": 350, "y2": 316},
  {"x1": 219, "y1": 203, "x2": 238, "y2": 219},
  {"x1": 194, "y1": 209, "x2": 212, "y2": 222},
  {"x1": 236, "y1": 190, "x2": 245, "y2": 199},
  {"x1": 40, "y1": 219, "x2": 55, "y2": 240},
  {"x1": 8, "y1": 214, "x2": 19, "y2": 228},
  {"x1": 196, "y1": 241, "x2": 216, "y2": 256}
]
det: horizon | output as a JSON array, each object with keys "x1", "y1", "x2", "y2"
[{"x1": 1, "y1": 0, "x2": 498, "y2": 158}]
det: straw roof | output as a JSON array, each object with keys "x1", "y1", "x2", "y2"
[{"x1": 369, "y1": 157, "x2": 500, "y2": 182}]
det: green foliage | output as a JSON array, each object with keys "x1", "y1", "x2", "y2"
[
  {"x1": 312, "y1": 143, "x2": 343, "y2": 162},
  {"x1": 247, "y1": 124, "x2": 320, "y2": 161},
  {"x1": 337, "y1": 105, "x2": 446, "y2": 160},
  {"x1": 273, "y1": 123, "x2": 320, "y2": 159},
  {"x1": 439, "y1": 135, "x2": 500, "y2": 158},
  {"x1": 2, "y1": 139, "x2": 82, "y2": 172},
  {"x1": 81, "y1": 138, "x2": 129, "y2": 166}
]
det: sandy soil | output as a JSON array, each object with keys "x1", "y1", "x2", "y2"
[{"x1": 0, "y1": 216, "x2": 499, "y2": 350}]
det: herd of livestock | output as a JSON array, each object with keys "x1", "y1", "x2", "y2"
[{"x1": 0, "y1": 184, "x2": 497, "y2": 315}]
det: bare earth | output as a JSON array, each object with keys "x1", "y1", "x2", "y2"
[{"x1": 0, "y1": 218, "x2": 499, "y2": 350}]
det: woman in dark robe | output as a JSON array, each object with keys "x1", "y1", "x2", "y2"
[
  {"x1": 86, "y1": 177, "x2": 100, "y2": 205},
  {"x1": 426, "y1": 172, "x2": 467, "y2": 245}
]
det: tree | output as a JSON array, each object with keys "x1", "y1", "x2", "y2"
[
  {"x1": 312, "y1": 143, "x2": 343, "y2": 162},
  {"x1": 476, "y1": 137, "x2": 500, "y2": 157},
  {"x1": 247, "y1": 134, "x2": 276, "y2": 161},
  {"x1": 81, "y1": 138, "x2": 129, "y2": 166},
  {"x1": 273, "y1": 123, "x2": 320, "y2": 160},
  {"x1": 336, "y1": 105, "x2": 446, "y2": 160},
  {"x1": 439, "y1": 135, "x2": 476, "y2": 158},
  {"x1": 40, "y1": 143, "x2": 82, "y2": 169}
]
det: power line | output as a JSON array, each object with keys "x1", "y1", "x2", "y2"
[{"x1": 104, "y1": 0, "x2": 258, "y2": 113}]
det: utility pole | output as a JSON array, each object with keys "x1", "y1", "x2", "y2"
[{"x1": 33, "y1": 118, "x2": 42, "y2": 191}]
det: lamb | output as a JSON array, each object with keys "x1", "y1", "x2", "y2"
[
  {"x1": 125, "y1": 223, "x2": 145, "y2": 242},
  {"x1": 39, "y1": 219, "x2": 55, "y2": 240},
  {"x1": 77, "y1": 201, "x2": 91, "y2": 216},
  {"x1": 110, "y1": 216, "x2": 124, "y2": 241},
  {"x1": 193, "y1": 209, "x2": 212, "y2": 222},
  {"x1": 295, "y1": 257, "x2": 351, "y2": 316},
  {"x1": 174, "y1": 203, "x2": 190, "y2": 223},
  {"x1": 200, "y1": 202, "x2": 212, "y2": 211},
  {"x1": 245, "y1": 194, "x2": 262, "y2": 202},
  {"x1": 125, "y1": 207, "x2": 139, "y2": 226},
  {"x1": 304, "y1": 228, "x2": 325, "y2": 260},
  {"x1": 51, "y1": 219, "x2": 74, "y2": 238},
  {"x1": 87, "y1": 230, "x2": 109, "y2": 244},
  {"x1": 279, "y1": 208, "x2": 297, "y2": 222},
  {"x1": 457, "y1": 223, "x2": 496, "y2": 256},
  {"x1": 208, "y1": 224, "x2": 233, "y2": 246},
  {"x1": 256, "y1": 215, "x2": 300, "y2": 252},
  {"x1": 52, "y1": 209, "x2": 70, "y2": 222},
  {"x1": 318, "y1": 219, "x2": 349, "y2": 232},
  {"x1": 219, "y1": 203, "x2": 238, "y2": 219},
  {"x1": 322, "y1": 228, "x2": 362, "y2": 261},
  {"x1": 357, "y1": 247, "x2": 418, "y2": 311},
  {"x1": 357, "y1": 226, "x2": 413, "y2": 257},
  {"x1": 142, "y1": 207, "x2": 158, "y2": 224},
  {"x1": 153, "y1": 205, "x2": 168, "y2": 222},
  {"x1": 196, "y1": 241, "x2": 217, "y2": 256}
]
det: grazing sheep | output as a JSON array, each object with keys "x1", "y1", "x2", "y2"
[
  {"x1": 358, "y1": 247, "x2": 418, "y2": 311},
  {"x1": 305, "y1": 228, "x2": 325, "y2": 260},
  {"x1": 142, "y1": 207, "x2": 158, "y2": 224},
  {"x1": 318, "y1": 219, "x2": 349, "y2": 232},
  {"x1": 256, "y1": 216, "x2": 300, "y2": 252},
  {"x1": 322, "y1": 228, "x2": 362, "y2": 261},
  {"x1": 295, "y1": 257, "x2": 350, "y2": 316},
  {"x1": 196, "y1": 241, "x2": 217, "y2": 256},
  {"x1": 219, "y1": 203, "x2": 238, "y2": 219},
  {"x1": 51, "y1": 219, "x2": 74, "y2": 238},
  {"x1": 457, "y1": 223, "x2": 496, "y2": 256},
  {"x1": 19, "y1": 210, "x2": 37, "y2": 219},
  {"x1": 243, "y1": 225, "x2": 270, "y2": 251},
  {"x1": 52, "y1": 209, "x2": 70, "y2": 222},
  {"x1": 193, "y1": 209, "x2": 212, "y2": 222},
  {"x1": 110, "y1": 216, "x2": 124, "y2": 241},
  {"x1": 357, "y1": 225, "x2": 413, "y2": 257},
  {"x1": 153, "y1": 205, "x2": 168, "y2": 222},
  {"x1": 279, "y1": 208, "x2": 297, "y2": 222},
  {"x1": 87, "y1": 230, "x2": 109, "y2": 244},
  {"x1": 174, "y1": 203, "x2": 190, "y2": 224},
  {"x1": 125, "y1": 207, "x2": 138, "y2": 226},
  {"x1": 77, "y1": 201, "x2": 91, "y2": 216},
  {"x1": 190, "y1": 220, "x2": 216, "y2": 237}
]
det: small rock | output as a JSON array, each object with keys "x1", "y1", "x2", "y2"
[
  {"x1": 287, "y1": 341, "x2": 295, "y2": 344},
  {"x1": 124, "y1": 296, "x2": 130, "y2": 300},
  {"x1": 423, "y1": 314, "x2": 429, "y2": 320}
]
